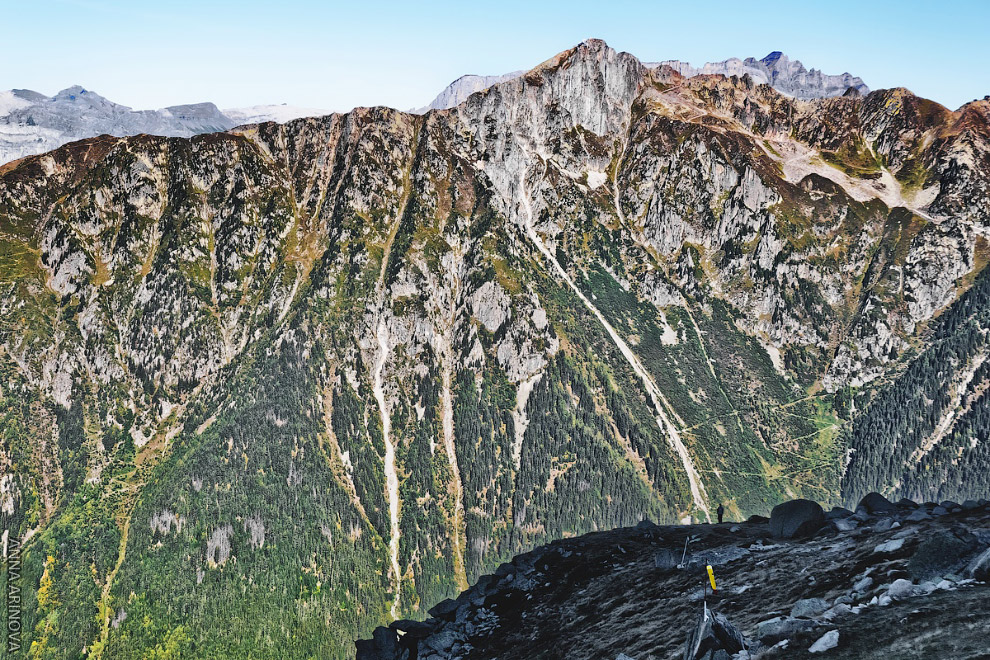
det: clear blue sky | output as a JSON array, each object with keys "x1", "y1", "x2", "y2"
[{"x1": 2, "y1": 0, "x2": 988, "y2": 111}]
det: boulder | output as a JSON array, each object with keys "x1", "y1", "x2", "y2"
[
  {"x1": 428, "y1": 598, "x2": 459, "y2": 618},
  {"x1": 873, "y1": 518, "x2": 895, "y2": 532},
  {"x1": 897, "y1": 498, "x2": 919, "y2": 509},
  {"x1": 832, "y1": 518, "x2": 857, "y2": 532},
  {"x1": 858, "y1": 492, "x2": 898, "y2": 514},
  {"x1": 873, "y1": 538, "x2": 905, "y2": 554},
  {"x1": 757, "y1": 616, "x2": 817, "y2": 644},
  {"x1": 887, "y1": 578, "x2": 916, "y2": 599},
  {"x1": 853, "y1": 576, "x2": 874, "y2": 592},
  {"x1": 825, "y1": 506, "x2": 854, "y2": 520},
  {"x1": 390, "y1": 619, "x2": 437, "y2": 638},
  {"x1": 655, "y1": 548, "x2": 680, "y2": 570},
  {"x1": 851, "y1": 507, "x2": 871, "y2": 522},
  {"x1": 770, "y1": 499, "x2": 825, "y2": 539},
  {"x1": 961, "y1": 500, "x2": 981, "y2": 511},
  {"x1": 747, "y1": 515, "x2": 770, "y2": 524},
  {"x1": 908, "y1": 530, "x2": 979, "y2": 579},
  {"x1": 824, "y1": 603, "x2": 851, "y2": 619},
  {"x1": 791, "y1": 597, "x2": 829, "y2": 618},
  {"x1": 710, "y1": 611, "x2": 746, "y2": 654},
  {"x1": 964, "y1": 547, "x2": 990, "y2": 580},
  {"x1": 809, "y1": 630, "x2": 840, "y2": 653},
  {"x1": 905, "y1": 510, "x2": 930, "y2": 522}
]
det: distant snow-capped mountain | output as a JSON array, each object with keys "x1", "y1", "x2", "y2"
[
  {"x1": 0, "y1": 86, "x2": 329, "y2": 164},
  {"x1": 413, "y1": 51, "x2": 868, "y2": 113},
  {"x1": 410, "y1": 72, "x2": 525, "y2": 113},
  {"x1": 223, "y1": 103, "x2": 331, "y2": 125},
  {"x1": 652, "y1": 51, "x2": 869, "y2": 99}
]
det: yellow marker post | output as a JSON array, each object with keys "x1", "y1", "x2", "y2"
[{"x1": 706, "y1": 565, "x2": 717, "y2": 591}]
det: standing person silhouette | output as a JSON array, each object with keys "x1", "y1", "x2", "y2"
[{"x1": 716, "y1": 503, "x2": 725, "y2": 524}]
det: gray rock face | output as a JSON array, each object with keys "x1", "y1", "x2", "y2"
[
  {"x1": 5, "y1": 35, "x2": 990, "y2": 660},
  {"x1": 908, "y1": 530, "x2": 979, "y2": 579}
]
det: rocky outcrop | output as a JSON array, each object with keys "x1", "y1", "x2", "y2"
[{"x1": 358, "y1": 497, "x2": 990, "y2": 659}]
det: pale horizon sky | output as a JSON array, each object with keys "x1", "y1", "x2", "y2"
[{"x1": 2, "y1": 0, "x2": 989, "y2": 112}]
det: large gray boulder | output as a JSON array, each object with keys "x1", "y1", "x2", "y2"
[
  {"x1": 770, "y1": 499, "x2": 825, "y2": 539},
  {"x1": 809, "y1": 630, "x2": 840, "y2": 653},
  {"x1": 791, "y1": 597, "x2": 829, "y2": 618},
  {"x1": 757, "y1": 616, "x2": 817, "y2": 644},
  {"x1": 858, "y1": 492, "x2": 898, "y2": 514}
]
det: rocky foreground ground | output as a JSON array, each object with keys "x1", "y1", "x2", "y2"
[{"x1": 357, "y1": 495, "x2": 990, "y2": 659}]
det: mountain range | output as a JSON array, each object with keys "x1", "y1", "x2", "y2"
[
  {"x1": 1, "y1": 38, "x2": 989, "y2": 659},
  {"x1": 1, "y1": 51, "x2": 868, "y2": 166},
  {"x1": 416, "y1": 51, "x2": 870, "y2": 113},
  {"x1": 0, "y1": 86, "x2": 328, "y2": 165}
]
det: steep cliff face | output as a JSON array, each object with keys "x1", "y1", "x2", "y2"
[{"x1": 1, "y1": 40, "x2": 988, "y2": 659}]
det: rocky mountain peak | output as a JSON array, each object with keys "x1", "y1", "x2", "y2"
[
  {"x1": 760, "y1": 50, "x2": 785, "y2": 66},
  {"x1": 420, "y1": 45, "x2": 871, "y2": 115},
  {"x1": 52, "y1": 85, "x2": 115, "y2": 107}
]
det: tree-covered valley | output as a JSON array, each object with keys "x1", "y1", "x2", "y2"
[{"x1": 1, "y1": 40, "x2": 988, "y2": 658}]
